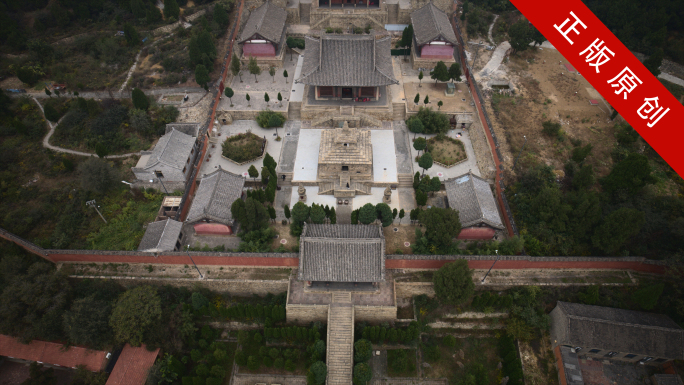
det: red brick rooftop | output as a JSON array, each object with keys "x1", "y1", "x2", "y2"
[
  {"x1": 105, "y1": 344, "x2": 160, "y2": 385},
  {"x1": 0, "y1": 334, "x2": 107, "y2": 371}
]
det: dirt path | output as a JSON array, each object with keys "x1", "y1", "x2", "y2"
[
  {"x1": 477, "y1": 41, "x2": 510, "y2": 78},
  {"x1": 487, "y1": 15, "x2": 498, "y2": 45},
  {"x1": 34, "y1": 96, "x2": 140, "y2": 158},
  {"x1": 119, "y1": 34, "x2": 174, "y2": 92}
]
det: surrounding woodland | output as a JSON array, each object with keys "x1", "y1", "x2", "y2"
[
  {"x1": 0, "y1": 92, "x2": 169, "y2": 250},
  {"x1": 463, "y1": 0, "x2": 684, "y2": 66},
  {"x1": 0, "y1": 0, "x2": 232, "y2": 90}
]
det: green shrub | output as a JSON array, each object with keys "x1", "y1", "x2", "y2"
[
  {"x1": 256, "y1": 110, "x2": 286, "y2": 128},
  {"x1": 424, "y1": 345, "x2": 440, "y2": 362},
  {"x1": 632, "y1": 283, "x2": 664, "y2": 310},
  {"x1": 414, "y1": 107, "x2": 450, "y2": 134},
  {"x1": 443, "y1": 335, "x2": 456, "y2": 347},
  {"x1": 354, "y1": 339, "x2": 372, "y2": 363},
  {"x1": 541, "y1": 120, "x2": 562, "y2": 137},
  {"x1": 353, "y1": 363, "x2": 371, "y2": 384},
  {"x1": 286, "y1": 37, "x2": 305, "y2": 49},
  {"x1": 222, "y1": 132, "x2": 264, "y2": 163},
  {"x1": 390, "y1": 349, "x2": 408, "y2": 372}
]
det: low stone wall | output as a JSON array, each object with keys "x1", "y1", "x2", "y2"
[
  {"x1": 286, "y1": 304, "x2": 329, "y2": 324},
  {"x1": 354, "y1": 305, "x2": 397, "y2": 323},
  {"x1": 385, "y1": 254, "x2": 667, "y2": 274},
  {"x1": 395, "y1": 282, "x2": 435, "y2": 298},
  {"x1": 69, "y1": 275, "x2": 289, "y2": 295},
  {"x1": 216, "y1": 109, "x2": 289, "y2": 123}
]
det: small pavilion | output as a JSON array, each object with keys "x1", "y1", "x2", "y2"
[{"x1": 296, "y1": 33, "x2": 398, "y2": 101}]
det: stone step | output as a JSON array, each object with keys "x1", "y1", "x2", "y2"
[{"x1": 326, "y1": 299, "x2": 354, "y2": 385}]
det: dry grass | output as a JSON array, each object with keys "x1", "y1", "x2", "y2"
[{"x1": 383, "y1": 224, "x2": 417, "y2": 254}]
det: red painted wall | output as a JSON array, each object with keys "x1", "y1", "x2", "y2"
[
  {"x1": 243, "y1": 43, "x2": 275, "y2": 57},
  {"x1": 457, "y1": 227, "x2": 496, "y2": 240},
  {"x1": 421, "y1": 45, "x2": 454, "y2": 59},
  {"x1": 47, "y1": 252, "x2": 299, "y2": 267}
]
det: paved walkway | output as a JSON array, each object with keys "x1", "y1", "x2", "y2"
[
  {"x1": 34, "y1": 97, "x2": 139, "y2": 158},
  {"x1": 326, "y1": 292, "x2": 354, "y2": 385},
  {"x1": 477, "y1": 40, "x2": 510, "y2": 78}
]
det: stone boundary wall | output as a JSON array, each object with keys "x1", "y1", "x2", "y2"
[
  {"x1": 395, "y1": 282, "x2": 435, "y2": 297},
  {"x1": 386, "y1": 254, "x2": 666, "y2": 274},
  {"x1": 354, "y1": 305, "x2": 397, "y2": 323},
  {"x1": 69, "y1": 275, "x2": 289, "y2": 295},
  {"x1": 286, "y1": 304, "x2": 329, "y2": 324}
]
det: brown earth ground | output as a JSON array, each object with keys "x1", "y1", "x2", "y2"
[
  {"x1": 271, "y1": 222, "x2": 298, "y2": 251},
  {"x1": 483, "y1": 48, "x2": 618, "y2": 180},
  {"x1": 404, "y1": 82, "x2": 475, "y2": 114},
  {"x1": 383, "y1": 224, "x2": 417, "y2": 255}
]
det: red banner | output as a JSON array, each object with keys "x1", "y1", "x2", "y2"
[{"x1": 509, "y1": 0, "x2": 684, "y2": 178}]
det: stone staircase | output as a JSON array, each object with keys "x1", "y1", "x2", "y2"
[
  {"x1": 398, "y1": 173, "x2": 414, "y2": 187},
  {"x1": 392, "y1": 102, "x2": 406, "y2": 121},
  {"x1": 300, "y1": 2, "x2": 311, "y2": 24},
  {"x1": 317, "y1": 179, "x2": 372, "y2": 197},
  {"x1": 351, "y1": 181, "x2": 371, "y2": 195},
  {"x1": 318, "y1": 181, "x2": 335, "y2": 195},
  {"x1": 327, "y1": 292, "x2": 354, "y2": 385}
]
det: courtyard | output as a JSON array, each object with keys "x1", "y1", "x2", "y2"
[{"x1": 216, "y1": 54, "x2": 301, "y2": 113}]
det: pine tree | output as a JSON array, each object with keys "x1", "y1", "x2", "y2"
[
  {"x1": 283, "y1": 205, "x2": 291, "y2": 223},
  {"x1": 164, "y1": 0, "x2": 180, "y2": 20}
]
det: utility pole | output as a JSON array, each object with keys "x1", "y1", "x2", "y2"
[
  {"x1": 86, "y1": 200, "x2": 107, "y2": 224},
  {"x1": 481, "y1": 250, "x2": 499, "y2": 284},
  {"x1": 186, "y1": 245, "x2": 204, "y2": 279}
]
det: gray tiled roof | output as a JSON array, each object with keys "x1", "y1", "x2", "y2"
[
  {"x1": 137, "y1": 219, "x2": 182, "y2": 252},
  {"x1": 144, "y1": 129, "x2": 195, "y2": 171},
  {"x1": 186, "y1": 168, "x2": 245, "y2": 225},
  {"x1": 296, "y1": 34, "x2": 399, "y2": 87},
  {"x1": 298, "y1": 224, "x2": 385, "y2": 282},
  {"x1": 410, "y1": 2, "x2": 458, "y2": 46},
  {"x1": 554, "y1": 302, "x2": 684, "y2": 360},
  {"x1": 445, "y1": 171, "x2": 504, "y2": 229},
  {"x1": 238, "y1": 1, "x2": 287, "y2": 44},
  {"x1": 559, "y1": 346, "x2": 584, "y2": 385}
]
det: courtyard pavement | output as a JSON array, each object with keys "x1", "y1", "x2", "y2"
[
  {"x1": 290, "y1": 54, "x2": 305, "y2": 102},
  {"x1": 409, "y1": 128, "x2": 481, "y2": 179},
  {"x1": 393, "y1": 121, "x2": 414, "y2": 175},
  {"x1": 291, "y1": 129, "x2": 399, "y2": 183},
  {"x1": 200, "y1": 120, "x2": 287, "y2": 177},
  {"x1": 218, "y1": 54, "x2": 301, "y2": 112}
]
